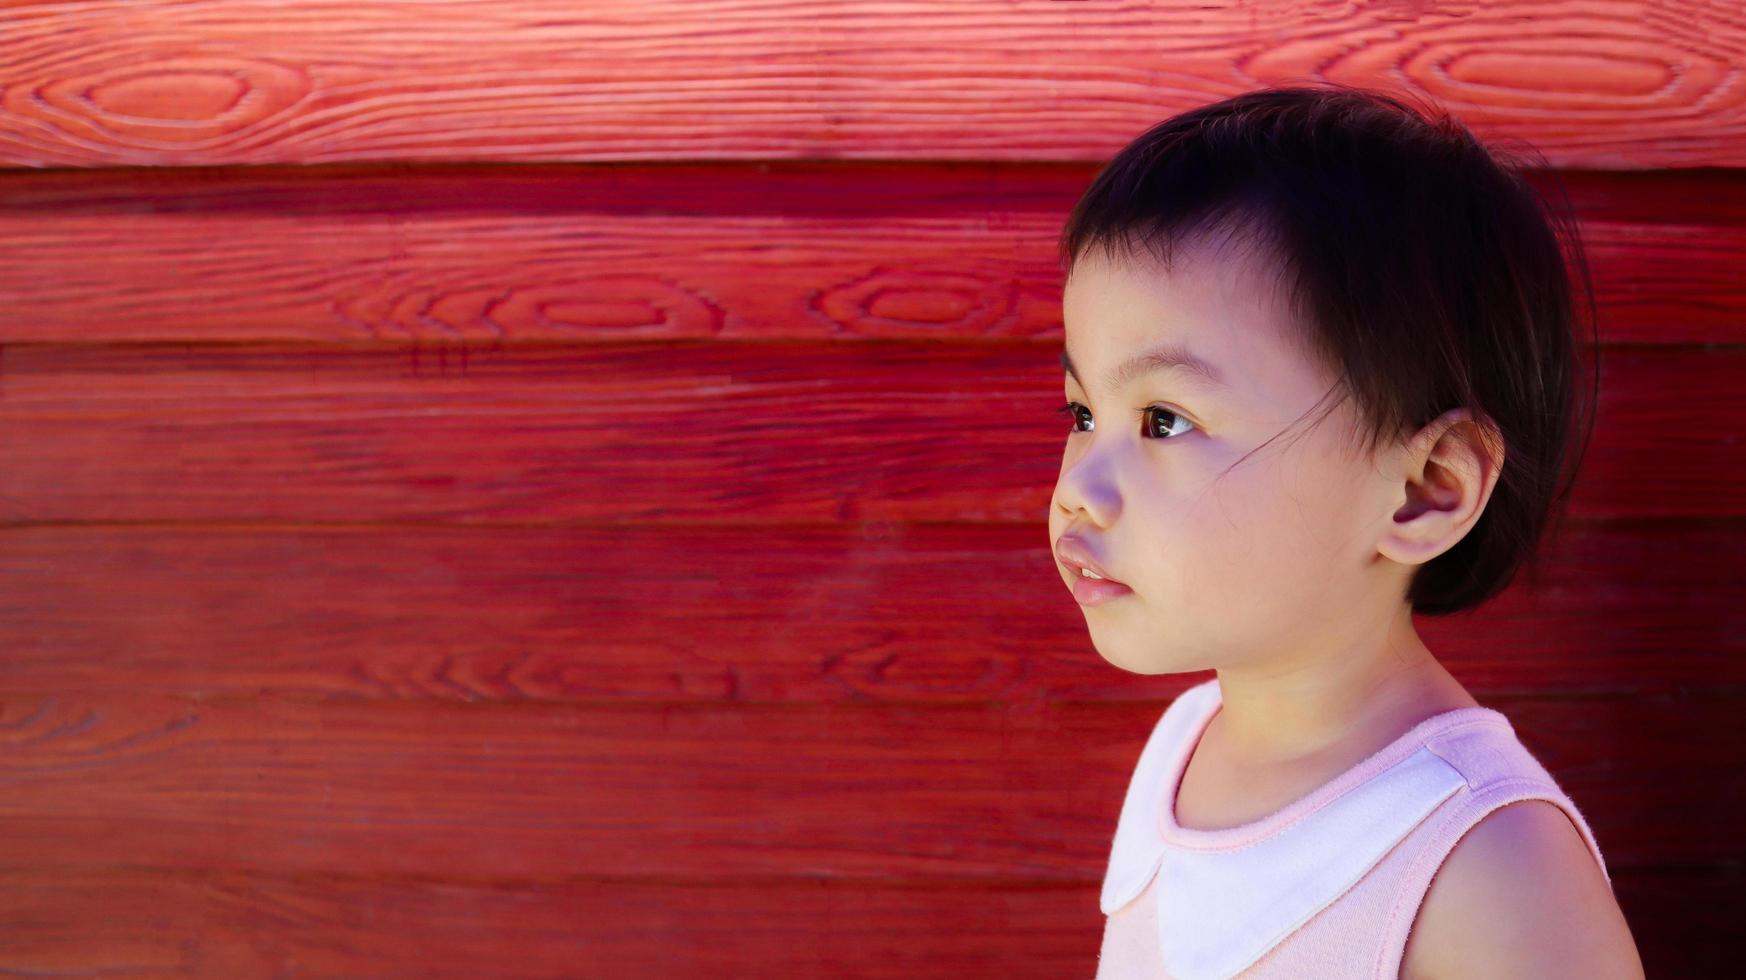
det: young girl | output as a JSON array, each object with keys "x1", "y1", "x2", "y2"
[{"x1": 1050, "y1": 86, "x2": 1645, "y2": 979}]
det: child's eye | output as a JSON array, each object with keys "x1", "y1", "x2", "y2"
[{"x1": 1058, "y1": 402, "x2": 1196, "y2": 440}]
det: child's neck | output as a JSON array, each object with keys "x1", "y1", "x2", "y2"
[{"x1": 1207, "y1": 615, "x2": 1478, "y2": 772}]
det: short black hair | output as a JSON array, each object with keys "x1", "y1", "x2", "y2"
[{"x1": 1058, "y1": 83, "x2": 1599, "y2": 616}]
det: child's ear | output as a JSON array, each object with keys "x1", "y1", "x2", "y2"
[{"x1": 1375, "y1": 407, "x2": 1507, "y2": 566}]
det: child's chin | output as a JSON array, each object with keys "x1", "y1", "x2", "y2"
[{"x1": 1095, "y1": 644, "x2": 1180, "y2": 678}]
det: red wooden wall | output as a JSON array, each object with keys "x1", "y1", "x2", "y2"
[{"x1": 1, "y1": 2, "x2": 1742, "y2": 976}]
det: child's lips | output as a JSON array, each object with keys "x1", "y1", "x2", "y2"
[
  {"x1": 1072, "y1": 573, "x2": 1134, "y2": 605},
  {"x1": 1055, "y1": 535, "x2": 1124, "y2": 584}
]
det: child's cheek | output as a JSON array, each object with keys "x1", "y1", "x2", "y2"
[{"x1": 1173, "y1": 452, "x2": 1355, "y2": 639}]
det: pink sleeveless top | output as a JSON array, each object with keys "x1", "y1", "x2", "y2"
[{"x1": 1096, "y1": 677, "x2": 1612, "y2": 979}]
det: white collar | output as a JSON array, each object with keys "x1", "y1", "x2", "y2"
[{"x1": 1102, "y1": 680, "x2": 1504, "y2": 979}]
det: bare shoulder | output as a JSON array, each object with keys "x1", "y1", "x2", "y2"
[{"x1": 1400, "y1": 799, "x2": 1645, "y2": 980}]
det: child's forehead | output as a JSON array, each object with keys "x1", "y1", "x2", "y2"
[
  {"x1": 1061, "y1": 239, "x2": 1333, "y2": 407},
  {"x1": 1063, "y1": 240, "x2": 1302, "y2": 375},
  {"x1": 1066, "y1": 231, "x2": 1291, "y2": 318}
]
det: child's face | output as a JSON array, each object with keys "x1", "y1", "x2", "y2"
[{"x1": 1051, "y1": 233, "x2": 1402, "y2": 675}]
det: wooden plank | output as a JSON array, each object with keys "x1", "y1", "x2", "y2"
[
  {"x1": 0, "y1": 863, "x2": 1723, "y2": 978},
  {"x1": 0, "y1": 522, "x2": 1740, "y2": 701},
  {"x1": 3, "y1": 2, "x2": 1745, "y2": 169},
  {"x1": 0, "y1": 164, "x2": 1741, "y2": 346},
  {"x1": 0, "y1": 690, "x2": 1730, "y2": 880},
  {"x1": 0, "y1": 341, "x2": 1740, "y2": 523}
]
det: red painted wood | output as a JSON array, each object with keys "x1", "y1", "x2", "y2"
[
  {"x1": 2, "y1": 1, "x2": 1746, "y2": 169},
  {"x1": 0, "y1": 689, "x2": 1731, "y2": 877},
  {"x1": 0, "y1": 341, "x2": 1738, "y2": 523},
  {"x1": 0, "y1": 164, "x2": 1741, "y2": 346},
  {"x1": 0, "y1": 7, "x2": 1735, "y2": 972},
  {"x1": 0, "y1": 864, "x2": 1728, "y2": 977},
  {"x1": 0, "y1": 522, "x2": 1739, "y2": 703}
]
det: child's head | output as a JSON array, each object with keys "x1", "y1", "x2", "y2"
[{"x1": 1049, "y1": 84, "x2": 1596, "y2": 675}]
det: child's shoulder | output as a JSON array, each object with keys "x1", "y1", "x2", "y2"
[
  {"x1": 1402, "y1": 798, "x2": 1643, "y2": 979},
  {"x1": 1387, "y1": 703, "x2": 1631, "y2": 975}
]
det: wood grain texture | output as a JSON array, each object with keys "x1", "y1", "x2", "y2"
[
  {"x1": 0, "y1": 690, "x2": 1730, "y2": 878},
  {"x1": 0, "y1": 163, "x2": 1742, "y2": 346},
  {"x1": 2, "y1": 1, "x2": 1745, "y2": 169},
  {"x1": 0, "y1": 863, "x2": 1729, "y2": 978},
  {"x1": 0, "y1": 522, "x2": 1739, "y2": 704},
  {"x1": 1, "y1": 5, "x2": 1736, "y2": 974},
  {"x1": 0, "y1": 868, "x2": 1098, "y2": 977},
  {"x1": 0, "y1": 340, "x2": 1737, "y2": 523}
]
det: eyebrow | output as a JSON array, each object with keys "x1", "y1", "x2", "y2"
[{"x1": 1060, "y1": 343, "x2": 1230, "y2": 396}]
